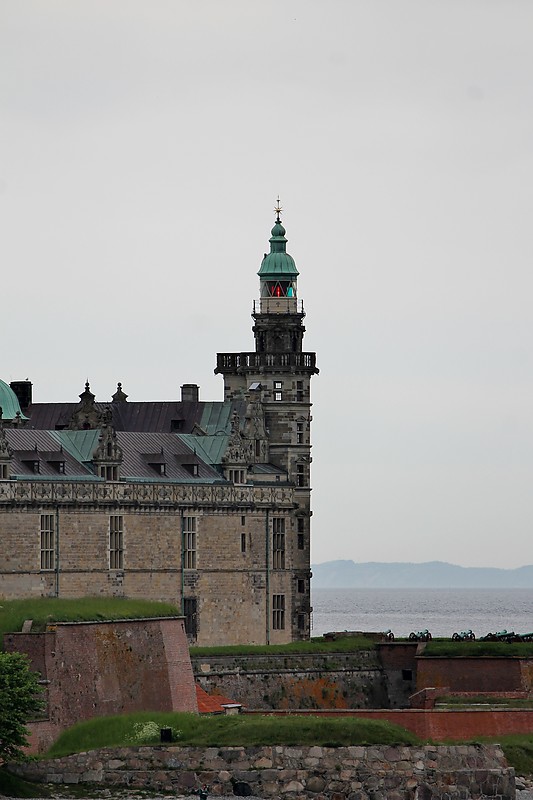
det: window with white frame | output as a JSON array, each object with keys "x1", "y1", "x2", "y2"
[
  {"x1": 40, "y1": 514, "x2": 55, "y2": 571},
  {"x1": 109, "y1": 515, "x2": 124, "y2": 570},
  {"x1": 272, "y1": 517, "x2": 286, "y2": 569},
  {"x1": 274, "y1": 380, "x2": 283, "y2": 401},
  {"x1": 183, "y1": 516, "x2": 197, "y2": 569}
]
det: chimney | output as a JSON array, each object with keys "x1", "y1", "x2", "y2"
[
  {"x1": 181, "y1": 384, "x2": 199, "y2": 403},
  {"x1": 10, "y1": 380, "x2": 33, "y2": 411}
]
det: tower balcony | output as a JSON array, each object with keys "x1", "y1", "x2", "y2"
[
  {"x1": 253, "y1": 298, "x2": 305, "y2": 316},
  {"x1": 215, "y1": 351, "x2": 318, "y2": 375}
]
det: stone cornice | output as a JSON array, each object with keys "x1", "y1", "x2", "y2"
[{"x1": 0, "y1": 480, "x2": 295, "y2": 509}]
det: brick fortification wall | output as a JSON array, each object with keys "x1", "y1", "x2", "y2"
[
  {"x1": 255, "y1": 707, "x2": 533, "y2": 741},
  {"x1": 11, "y1": 743, "x2": 514, "y2": 799},
  {"x1": 417, "y1": 655, "x2": 531, "y2": 694},
  {"x1": 5, "y1": 617, "x2": 197, "y2": 752}
]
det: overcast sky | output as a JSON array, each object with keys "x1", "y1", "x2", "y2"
[{"x1": 2, "y1": 1, "x2": 533, "y2": 569}]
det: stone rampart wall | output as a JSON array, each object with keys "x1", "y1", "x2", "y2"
[
  {"x1": 10, "y1": 743, "x2": 514, "y2": 799},
  {"x1": 192, "y1": 651, "x2": 391, "y2": 710}
]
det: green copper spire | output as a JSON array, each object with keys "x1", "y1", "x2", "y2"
[{"x1": 258, "y1": 199, "x2": 299, "y2": 292}]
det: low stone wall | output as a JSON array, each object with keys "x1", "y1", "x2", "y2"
[{"x1": 11, "y1": 743, "x2": 514, "y2": 799}]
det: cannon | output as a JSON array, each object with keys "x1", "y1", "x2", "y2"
[
  {"x1": 409, "y1": 629, "x2": 432, "y2": 641},
  {"x1": 383, "y1": 629, "x2": 395, "y2": 641},
  {"x1": 480, "y1": 629, "x2": 518, "y2": 643},
  {"x1": 452, "y1": 629, "x2": 475, "y2": 641},
  {"x1": 515, "y1": 632, "x2": 533, "y2": 642}
]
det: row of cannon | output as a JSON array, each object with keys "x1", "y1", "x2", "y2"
[{"x1": 382, "y1": 629, "x2": 533, "y2": 642}]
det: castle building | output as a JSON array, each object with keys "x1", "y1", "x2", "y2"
[{"x1": 0, "y1": 206, "x2": 318, "y2": 646}]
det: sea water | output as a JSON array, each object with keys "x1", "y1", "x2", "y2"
[{"x1": 311, "y1": 587, "x2": 533, "y2": 639}]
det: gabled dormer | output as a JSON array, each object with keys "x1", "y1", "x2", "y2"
[
  {"x1": 0, "y1": 411, "x2": 13, "y2": 480},
  {"x1": 92, "y1": 409, "x2": 123, "y2": 481},
  {"x1": 69, "y1": 381, "x2": 104, "y2": 430}
]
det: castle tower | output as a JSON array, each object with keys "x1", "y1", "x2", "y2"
[{"x1": 216, "y1": 201, "x2": 318, "y2": 640}]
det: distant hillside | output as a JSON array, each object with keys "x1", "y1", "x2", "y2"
[{"x1": 311, "y1": 560, "x2": 533, "y2": 589}]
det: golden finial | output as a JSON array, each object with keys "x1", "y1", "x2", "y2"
[{"x1": 274, "y1": 196, "x2": 282, "y2": 222}]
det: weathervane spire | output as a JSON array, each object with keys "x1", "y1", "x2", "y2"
[{"x1": 274, "y1": 196, "x2": 282, "y2": 223}]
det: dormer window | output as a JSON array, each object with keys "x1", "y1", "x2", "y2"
[
  {"x1": 0, "y1": 464, "x2": 9, "y2": 480},
  {"x1": 184, "y1": 463, "x2": 199, "y2": 477},
  {"x1": 24, "y1": 459, "x2": 40, "y2": 474},
  {"x1": 100, "y1": 465, "x2": 118, "y2": 481},
  {"x1": 228, "y1": 469, "x2": 245, "y2": 484}
]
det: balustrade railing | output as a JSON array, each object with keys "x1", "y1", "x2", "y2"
[{"x1": 215, "y1": 352, "x2": 317, "y2": 372}]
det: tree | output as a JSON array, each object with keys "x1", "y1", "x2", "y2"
[{"x1": 0, "y1": 652, "x2": 43, "y2": 764}]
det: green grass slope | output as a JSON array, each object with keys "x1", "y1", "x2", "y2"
[
  {"x1": 0, "y1": 598, "x2": 181, "y2": 647},
  {"x1": 46, "y1": 711, "x2": 419, "y2": 758}
]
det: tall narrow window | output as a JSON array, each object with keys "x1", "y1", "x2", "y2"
[
  {"x1": 297, "y1": 517, "x2": 305, "y2": 550},
  {"x1": 274, "y1": 380, "x2": 283, "y2": 401},
  {"x1": 272, "y1": 594, "x2": 285, "y2": 630},
  {"x1": 296, "y1": 463, "x2": 306, "y2": 487},
  {"x1": 109, "y1": 515, "x2": 124, "y2": 570},
  {"x1": 183, "y1": 516, "x2": 197, "y2": 569},
  {"x1": 272, "y1": 517, "x2": 285, "y2": 569},
  {"x1": 296, "y1": 381, "x2": 304, "y2": 402},
  {"x1": 40, "y1": 514, "x2": 55, "y2": 571},
  {"x1": 183, "y1": 597, "x2": 197, "y2": 636},
  {"x1": 241, "y1": 532, "x2": 246, "y2": 553},
  {"x1": 296, "y1": 421, "x2": 304, "y2": 444}
]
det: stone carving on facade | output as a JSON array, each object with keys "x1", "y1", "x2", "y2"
[
  {"x1": 222, "y1": 412, "x2": 253, "y2": 465},
  {"x1": 0, "y1": 410, "x2": 14, "y2": 464},
  {"x1": 93, "y1": 407, "x2": 122, "y2": 466},
  {"x1": 69, "y1": 381, "x2": 104, "y2": 430},
  {"x1": 243, "y1": 389, "x2": 269, "y2": 463},
  {"x1": 111, "y1": 382, "x2": 128, "y2": 402}
]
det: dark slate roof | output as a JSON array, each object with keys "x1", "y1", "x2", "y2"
[
  {"x1": 4, "y1": 429, "x2": 223, "y2": 483},
  {"x1": 25, "y1": 399, "x2": 247, "y2": 435},
  {"x1": 115, "y1": 432, "x2": 222, "y2": 482},
  {"x1": 5, "y1": 429, "x2": 96, "y2": 479}
]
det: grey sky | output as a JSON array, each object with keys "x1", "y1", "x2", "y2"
[{"x1": 2, "y1": 1, "x2": 532, "y2": 568}]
